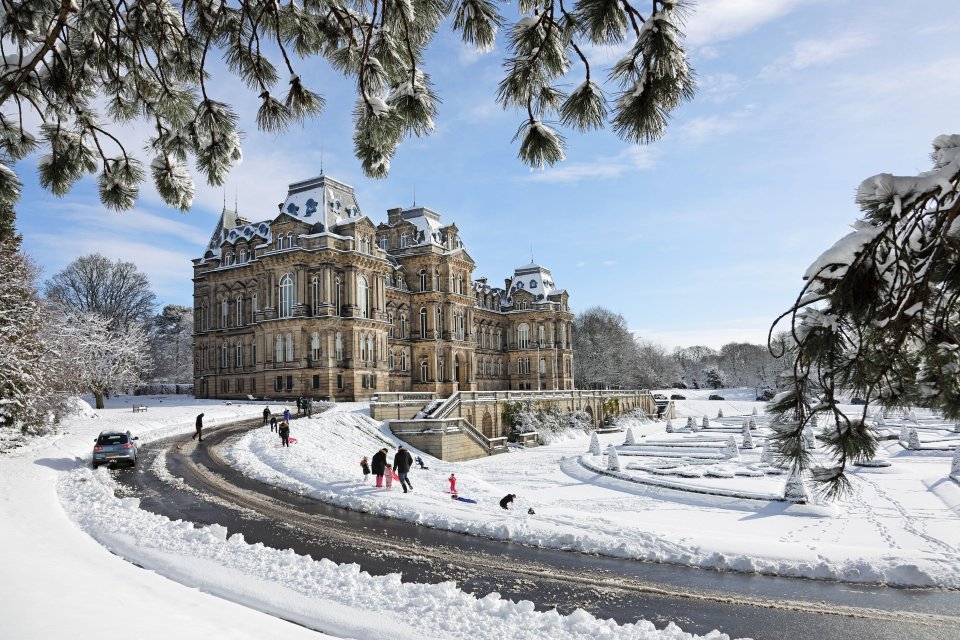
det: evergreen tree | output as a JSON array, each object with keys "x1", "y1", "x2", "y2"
[
  {"x1": 150, "y1": 305, "x2": 194, "y2": 382},
  {"x1": 0, "y1": 0, "x2": 696, "y2": 210},
  {"x1": 771, "y1": 134, "x2": 960, "y2": 497}
]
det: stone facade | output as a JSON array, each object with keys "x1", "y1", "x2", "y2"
[{"x1": 192, "y1": 174, "x2": 575, "y2": 401}]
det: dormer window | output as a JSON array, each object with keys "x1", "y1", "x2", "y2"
[
  {"x1": 380, "y1": 236, "x2": 388, "y2": 251},
  {"x1": 529, "y1": 279, "x2": 537, "y2": 289},
  {"x1": 400, "y1": 232, "x2": 409, "y2": 248},
  {"x1": 286, "y1": 231, "x2": 293, "y2": 248}
]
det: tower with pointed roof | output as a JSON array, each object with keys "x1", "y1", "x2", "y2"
[{"x1": 192, "y1": 174, "x2": 574, "y2": 404}]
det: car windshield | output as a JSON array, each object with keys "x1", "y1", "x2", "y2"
[{"x1": 97, "y1": 434, "x2": 129, "y2": 446}]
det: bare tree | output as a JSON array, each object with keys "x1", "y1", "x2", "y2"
[
  {"x1": 44, "y1": 254, "x2": 156, "y2": 327},
  {"x1": 47, "y1": 310, "x2": 152, "y2": 409},
  {"x1": 573, "y1": 306, "x2": 637, "y2": 389}
]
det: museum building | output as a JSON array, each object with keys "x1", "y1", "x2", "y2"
[{"x1": 192, "y1": 174, "x2": 575, "y2": 401}]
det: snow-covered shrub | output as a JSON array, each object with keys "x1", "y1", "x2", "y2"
[
  {"x1": 907, "y1": 429, "x2": 922, "y2": 451},
  {"x1": 751, "y1": 406, "x2": 758, "y2": 416},
  {"x1": 954, "y1": 422, "x2": 960, "y2": 434},
  {"x1": 685, "y1": 416, "x2": 695, "y2": 430},
  {"x1": 588, "y1": 432, "x2": 600, "y2": 455},
  {"x1": 876, "y1": 416, "x2": 886, "y2": 428},
  {"x1": 624, "y1": 427, "x2": 636, "y2": 446},
  {"x1": 748, "y1": 416, "x2": 757, "y2": 430},
  {"x1": 665, "y1": 420, "x2": 674, "y2": 433},
  {"x1": 951, "y1": 446, "x2": 960, "y2": 477},
  {"x1": 899, "y1": 425, "x2": 909, "y2": 442},
  {"x1": 723, "y1": 435, "x2": 739, "y2": 459},
  {"x1": 741, "y1": 424, "x2": 754, "y2": 449},
  {"x1": 760, "y1": 445, "x2": 774, "y2": 464},
  {"x1": 567, "y1": 410, "x2": 592, "y2": 431},
  {"x1": 784, "y1": 469, "x2": 809, "y2": 503},
  {"x1": 701, "y1": 416, "x2": 710, "y2": 429},
  {"x1": 606, "y1": 445, "x2": 621, "y2": 471},
  {"x1": 717, "y1": 408, "x2": 724, "y2": 418}
]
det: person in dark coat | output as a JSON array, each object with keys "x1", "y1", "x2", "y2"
[
  {"x1": 296, "y1": 397, "x2": 302, "y2": 415},
  {"x1": 279, "y1": 420, "x2": 291, "y2": 447},
  {"x1": 499, "y1": 494, "x2": 516, "y2": 510},
  {"x1": 193, "y1": 413, "x2": 204, "y2": 442},
  {"x1": 393, "y1": 446, "x2": 414, "y2": 493},
  {"x1": 270, "y1": 415, "x2": 278, "y2": 432},
  {"x1": 262, "y1": 407, "x2": 271, "y2": 426},
  {"x1": 371, "y1": 448, "x2": 388, "y2": 488}
]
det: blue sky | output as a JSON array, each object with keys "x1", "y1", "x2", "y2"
[{"x1": 14, "y1": 0, "x2": 960, "y2": 348}]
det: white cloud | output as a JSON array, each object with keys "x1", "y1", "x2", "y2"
[
  {"x1": 699, "y1": 73, "x2": 741, "y2": 102},
  {"x1": 526, "y1": 146, "x2": 657, "y2": 184},
  {"x1": 685, "y1": 0, "x2": 811, "y2": 47},
  {"x1": 676, "y1": 105, "x2": 755, "y2": 143},
  {"x1": 761, "y1": 33, "x2": 874, "y2": 77}
]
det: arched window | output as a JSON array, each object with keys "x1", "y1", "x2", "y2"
[
  {"x1": 400, "y1": 314, "x2": 406, "y2": 338},
  {"x1": 420, "y1": 360, "x2": 428, "y2": 382},
  {"x1": 334, "y1": 276, "x2": 342, "y2": 315},
  {"x1": 419, "y1": 307, "x2": 427, "y2": 338},
  {"x1": 388, "y1": 312, "x2": 395, "y2": 337},
  {"x1": 434, "y1": 269, "x2": 440, "y2": 291},
  {"x1": 221, "y1": 342, "x2": 228, "y2": 368},
  {"x1": 538, "y1": 325, "x2": 545, "y2": 346},
  {"x1": 359, "y1": 335, "x2": 367, "y2": 361},
  {"x1": 539, "y1": 357, "x2": 546, "y2": 374},
  {"x1": 311, "y1": 277, "x2": 320, "y2": 314},
  {"x1": 367, "y1": 336, "x2": 375, "y2": 362},
  {"x1": 518, "y1": 323, "x2": 530, "y2": 349},
  {"x1": 311, "y1": 332, "x2": 320, "y2": 360},
  {"x1": 236, "y1": 296, "x2": 243, "y2": 325},
  {"x1": 275, "y1": 235, "x2": 283, "y2": 251},
  {"x1": 457, "y1": 274, "x2": 463, "y2": 294},
  {"x1": 286, "y1": 231, "x2": 294, "y2": 248},
  {"x1": 436, "y1": 306, "x2": 443, "y2": 334},
  {"x1": 388, "y1": 351, "x2": 395, "y2": 370},
  {"x1": 357, "y1": 275, "x2": 369, "y2": 318},
  {"x1": 236, "y1": 342, "x2": 243, "y2": 367},
  {"x1": 285, "y1": 333, "x2": 293, "y2": 362},
  {"x1": 438, "y1": 356, "x2": 445, "y2": 381},
  {"x1": 497, "y1": 327, "x2": 502, "y2": 350},
  {"x1": 335, "y1": 332, "x2": 343, "y2": 360},
  {"x1": 278, "y1": 273, "x2": 294, "y2": 318},
  {"x1": 419, "y1": 269, "x2": 427, "y2": 292},
  {"x1": 275, "y1": 334, "x2": 284, "y2": 363},
  {"x1": 251, "y1": 292, "x2": 257, "y2": 313},
  {"x1": 221, "y1": 299, "x2": 228, "y2": 328},
  {"x1": 400, "y1": 351, "x2": 407, "y2": 371}
]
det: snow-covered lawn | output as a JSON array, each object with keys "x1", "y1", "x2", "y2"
[
  {"x1": 1, "y1": 395, "x2": 734, "y2": 640},
  {"x1": 226, "y1": 397, "x2": 960, "y2": 588}
]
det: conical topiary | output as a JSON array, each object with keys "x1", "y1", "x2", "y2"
[
  {"x1": 760, "y1": 444, "x2": 774, "y2": 464},
  {"x1": 907, "y1": 429, "x2": 922, "y2": 451},
  {"x1": 954, "y1": 422, "x2": 960, "y2": 434},
  {"x1": 607, "y1": 445, "x2": 621, "y2": 471},
  {"x1": 702, "y1": 415, "x2": 710, "y2": 429},
  {"x1": 717, "y1": 408, "x2": 724, "y2": 418},
  {"x1": 741, "y1": 424, "x2": 754, "y2": 449},
  {"x1": 588, "y1": 432, "x2": 600, "y2": 455},
  {"x1": 752, "y1": 406, "x2": 758, "y2": 416},
  {"x1": 625, "y1": 427, "x2": 636, "y2": 446},
  {"x1": 724, "y1": 435, "x2": 739, "y2": 459},
  {"x1": 748, "y1": 416, "x2": 757, "y2": 430},
  {"x1": 876, "y1": 416, "x2": 886, "y2": 428},
  {"x1": 899, "y1": 425, "x2": 909, "y2": 442},
  {"x1": 665, "y1": 420, "x2": 674, "y2": 433},
  {"x1": 784, "y1": 469, "x2": 809, "y2": 503},
  {"x1": 686, "y1": 416, "x2": 695, "y2": 430}
]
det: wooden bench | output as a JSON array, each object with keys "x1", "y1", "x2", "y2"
[{"x1": 132, "y1": 404, "x2": 147, "y2": 413}]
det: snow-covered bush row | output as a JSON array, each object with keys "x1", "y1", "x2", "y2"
[{"x1": 506, "y1": 402, "x2": 594, "y2": 445}]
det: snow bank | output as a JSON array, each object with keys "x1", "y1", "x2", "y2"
[{"x1": 59, "y1": 466, "x2": 733, "y2": 640}]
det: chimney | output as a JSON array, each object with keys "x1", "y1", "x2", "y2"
[{"x1": 387, "y1": 207, "x2": 403, "y2": 225}]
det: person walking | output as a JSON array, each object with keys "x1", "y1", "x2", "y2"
[
  {"x1": 283, "y1": 407, "x2": 292, "y2": 423},
  {"x1": 371, "y1": 448, "x2": 388, "y2": 488},
  {"x1": 393, "y1": 446, "x2": 414, "y2": 493},
  {"x1": 262, "y1": 407, "x2": 270, "y2": 426},
  {"x1": 448, "y1": 473, "x2": 457, "y2": 494},
  {"x1": 360, "y1": 456, "x2": 371, "y2": 482},
  {"x1": 193, "y1": 413, "x2": 204, "y2": 442},
  {"x1": 499, "y1": 493, "x2": 516, "y2": 510},
  {"x1": 304, "y1": 397, "x2": 313, "y2": 417},
  {"x1": 384, "y1": 462, "x2": 394, "y2": 490},
  {"x1": 296, "y1": 397, "x2": 302, "y2": 416},
  {"x1": 279, "y1": 420, "x2": 291, "y2": 447},
  {"x1": 270, "y1": 415, "x2": 278, "y2": 432}
]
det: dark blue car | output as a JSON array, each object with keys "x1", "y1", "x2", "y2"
[{"x1": 92, "y1": 431, "x2": 139, "y2": 468}]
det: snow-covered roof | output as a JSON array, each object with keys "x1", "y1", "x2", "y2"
[
  {"x1": 280, "y1": 174, "x2": 363, "y2": 228},
  {"x1": 504, "y1": 262, "x2": 557, "y2": 305},
  {"x1": 397, "y1": 206, "x2": 445, "y2": 247}
]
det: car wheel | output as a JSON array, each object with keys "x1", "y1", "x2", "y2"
[{"x1": 92, "y1": 462, "x2": 99, "y2": 469}]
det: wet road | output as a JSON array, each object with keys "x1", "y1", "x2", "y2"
[{"x1": 114, "y1": 417, "x2": 960, "y2": 640}]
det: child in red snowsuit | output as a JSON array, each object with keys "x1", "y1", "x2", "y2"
[
  {"x1": 384, "y1": 463, "x2": 394, "y2": 489},
  {"x1": 448, "y1": 473, "x2": 457, "y2": 494}
]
